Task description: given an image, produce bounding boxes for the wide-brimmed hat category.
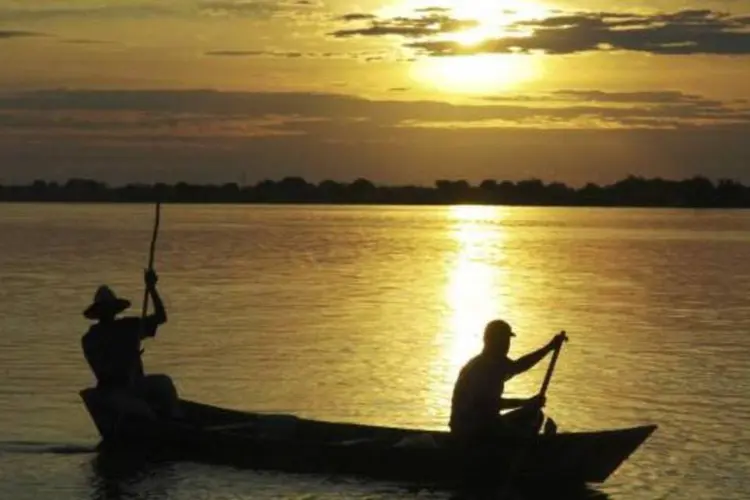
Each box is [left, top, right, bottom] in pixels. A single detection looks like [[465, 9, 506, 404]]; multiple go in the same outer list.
[[83, 285, 131, 320]]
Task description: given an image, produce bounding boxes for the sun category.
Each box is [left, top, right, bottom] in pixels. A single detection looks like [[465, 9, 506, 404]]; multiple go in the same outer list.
[[381, 0, 550, 93]]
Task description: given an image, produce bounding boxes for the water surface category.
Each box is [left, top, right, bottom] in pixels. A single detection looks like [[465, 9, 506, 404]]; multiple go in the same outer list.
[[1, 203, 749, 499]]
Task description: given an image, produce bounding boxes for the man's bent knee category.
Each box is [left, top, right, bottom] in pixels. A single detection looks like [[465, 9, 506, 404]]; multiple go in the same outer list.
[[138, 374, 180, 417]]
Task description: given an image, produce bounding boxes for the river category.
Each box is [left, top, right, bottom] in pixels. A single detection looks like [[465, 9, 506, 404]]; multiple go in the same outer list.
[[1, 203, 748, 499]]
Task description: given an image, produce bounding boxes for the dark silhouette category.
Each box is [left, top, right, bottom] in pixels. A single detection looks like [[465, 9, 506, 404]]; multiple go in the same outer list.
[[449, 484, 612, 500], [449, 320, 566, 443], [88, 450, 174, 500], [2, 175, 750, 207], [81, 269, 179, 418]]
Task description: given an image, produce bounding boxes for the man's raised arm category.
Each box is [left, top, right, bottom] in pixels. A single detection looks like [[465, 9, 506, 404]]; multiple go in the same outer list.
[[510, 333, 565, 376], [140, 269, 167, 339]]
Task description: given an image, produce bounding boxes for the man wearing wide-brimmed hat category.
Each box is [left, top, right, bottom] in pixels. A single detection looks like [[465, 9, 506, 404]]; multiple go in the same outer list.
[[81, 269, 178, 417], [449, 319, 566, 443]]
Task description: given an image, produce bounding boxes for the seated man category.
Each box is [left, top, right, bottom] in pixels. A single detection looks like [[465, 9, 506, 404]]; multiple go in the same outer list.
[[449, 319, 566, 443], [81, 269, 179, 418]]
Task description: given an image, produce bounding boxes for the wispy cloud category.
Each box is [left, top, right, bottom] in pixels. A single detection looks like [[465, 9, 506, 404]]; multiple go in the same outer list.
[[337, 13, 377, 22], [61, 38, 114, 45], [330, 11, 479, 38], [198, 0, 323, 19], [2, 89, 748, 131], [206, 50, 305, 58], [1, 89, 748, 184], [0, 1, 322, 21], [204, 49, 395, 61], [0, 4, 175, 21], [0, 29, 45, 39]]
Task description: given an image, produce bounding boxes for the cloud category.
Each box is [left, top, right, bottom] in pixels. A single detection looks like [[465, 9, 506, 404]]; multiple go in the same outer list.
[[199, 0, 321, 18], [1, 88, 748, 130], [0, 30, 114, 46], [204, 49, 395, 61], [206, 50, 304, 58], [415, 7, 451, 14], [1, 89, 749, 184], [0, 29, 45, 39], [0, 4, 176, 21], [482, 90, 725, 107], [331, 8, 750, 56], [0, 1, 322, 22], [62, 38, 114, 45], [330, 12, 479, 38], [337, 13, 377, 22]]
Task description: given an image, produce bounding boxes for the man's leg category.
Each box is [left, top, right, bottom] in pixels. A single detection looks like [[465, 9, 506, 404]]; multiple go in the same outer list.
[[499, 406, 544, 436], [136, 374, 181, 418]]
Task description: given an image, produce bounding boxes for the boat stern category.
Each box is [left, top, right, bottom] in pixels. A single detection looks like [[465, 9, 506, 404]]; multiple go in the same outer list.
[[79, 387, 158, 443]]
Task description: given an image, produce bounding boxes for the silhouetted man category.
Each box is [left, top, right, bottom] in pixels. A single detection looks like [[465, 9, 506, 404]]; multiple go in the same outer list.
[[449, 319, 566, 443], [82, 269, 179, 418]]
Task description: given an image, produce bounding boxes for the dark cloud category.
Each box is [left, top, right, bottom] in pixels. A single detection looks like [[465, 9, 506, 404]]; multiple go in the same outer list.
[[337, 13, 377, 22], [0, 31, 114, 45], [206, 50, 304, 57], [0, 2, 320, 22], [204, 49, 385, 60], [415, 7, 451, 14], [62, 39, 114, 45], [483, 90, 723, 107], [199, 0, 320, 18], [330, 13, 479, 38], [0, 30, 44, 39], [0, 5, 175, 21], [332, 8, 750, 56]]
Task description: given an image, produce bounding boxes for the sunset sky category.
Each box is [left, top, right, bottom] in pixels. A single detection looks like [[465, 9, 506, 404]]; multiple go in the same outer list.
[[1, 0, 749, 185]]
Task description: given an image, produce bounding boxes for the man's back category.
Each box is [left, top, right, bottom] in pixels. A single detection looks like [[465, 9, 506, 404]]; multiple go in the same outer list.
[[82, 317, 143, 389], [449, 353, 512, 437]]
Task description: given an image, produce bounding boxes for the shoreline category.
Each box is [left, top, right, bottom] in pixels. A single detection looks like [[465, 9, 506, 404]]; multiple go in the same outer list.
[[2, 200, 749, 209], [2, 175, 749, 208]]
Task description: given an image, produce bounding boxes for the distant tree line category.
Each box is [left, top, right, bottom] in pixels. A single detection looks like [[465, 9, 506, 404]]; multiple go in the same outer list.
[[1, 176, 750, 208]]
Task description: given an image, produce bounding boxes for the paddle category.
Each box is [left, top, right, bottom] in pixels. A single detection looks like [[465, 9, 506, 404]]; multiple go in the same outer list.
[[539, 330, 568, 399], [498, 330, 568, 496]]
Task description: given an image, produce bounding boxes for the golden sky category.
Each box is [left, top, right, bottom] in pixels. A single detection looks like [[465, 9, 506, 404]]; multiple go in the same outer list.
[[1, 0, 749, 184]]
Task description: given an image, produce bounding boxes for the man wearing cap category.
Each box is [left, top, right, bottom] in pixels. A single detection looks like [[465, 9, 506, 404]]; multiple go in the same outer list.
[[81, 269, 179, 418], [449, 319, 567, 442]]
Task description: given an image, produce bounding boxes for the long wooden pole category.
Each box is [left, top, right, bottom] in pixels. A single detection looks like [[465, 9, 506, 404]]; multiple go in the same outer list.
[[141, 201, 161, 319]]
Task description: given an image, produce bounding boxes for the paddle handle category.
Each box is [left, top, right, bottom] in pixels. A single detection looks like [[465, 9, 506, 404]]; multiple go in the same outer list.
[[539, 330, 567, 397], [140, 201, 161, 319]]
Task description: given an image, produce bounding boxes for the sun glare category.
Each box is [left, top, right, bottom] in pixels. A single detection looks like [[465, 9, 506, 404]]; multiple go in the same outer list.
[[381, 0, 550, 93], [411, 53, 541, 93]]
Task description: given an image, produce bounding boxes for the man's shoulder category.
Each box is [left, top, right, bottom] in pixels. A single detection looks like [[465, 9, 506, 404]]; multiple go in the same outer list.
[[85, 317, 142, 335], [463, 353, 513, 375], [458, 354, 490, 380], [459, 354, 482, 372], [113, 316, 142, 328]]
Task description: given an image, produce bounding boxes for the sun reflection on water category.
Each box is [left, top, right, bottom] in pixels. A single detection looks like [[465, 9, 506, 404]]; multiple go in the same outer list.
[[445, 205, 509, 371], [426, 205, 512, 427]]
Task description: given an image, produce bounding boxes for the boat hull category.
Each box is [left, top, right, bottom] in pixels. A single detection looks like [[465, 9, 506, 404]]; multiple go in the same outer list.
[[80, 388, 656, 489]]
